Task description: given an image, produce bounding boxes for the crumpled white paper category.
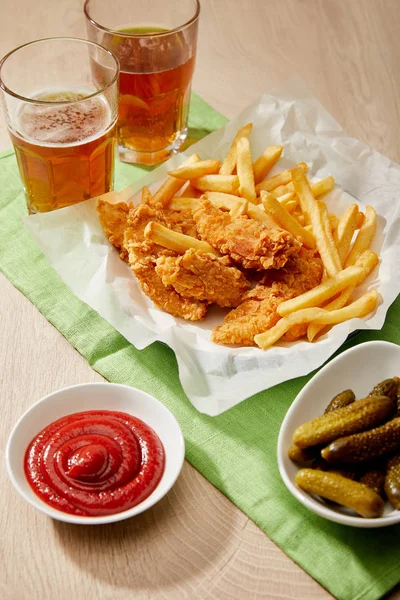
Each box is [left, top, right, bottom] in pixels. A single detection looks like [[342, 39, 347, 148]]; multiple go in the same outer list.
[[24, 79, 400, 416]]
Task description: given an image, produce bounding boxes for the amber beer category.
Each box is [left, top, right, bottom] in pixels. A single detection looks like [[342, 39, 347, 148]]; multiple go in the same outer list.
[[118, 52, 195, 159], [84, 0, 200, 165], [10, 93, 116, 213], [116, 28, 195, 162], [0, 38, 119, 213]]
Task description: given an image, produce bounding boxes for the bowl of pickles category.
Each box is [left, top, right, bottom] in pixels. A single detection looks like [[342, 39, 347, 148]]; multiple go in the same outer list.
[[278, 340, 400, 527]]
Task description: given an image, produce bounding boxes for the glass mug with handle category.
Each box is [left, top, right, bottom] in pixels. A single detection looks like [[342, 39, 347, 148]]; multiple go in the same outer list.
[[84, 0, 200, 166], [0, 38, 119, 213]]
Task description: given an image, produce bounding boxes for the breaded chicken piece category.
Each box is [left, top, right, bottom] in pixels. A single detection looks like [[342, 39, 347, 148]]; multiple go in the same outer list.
[[193, 198, 301, 270], [124, 204, 207, 321], [259, 248, 324, 296], [163, 208, 199, 238], [149, 193, 199, 239], [261, 249, 324, 341], [155, 249, 251, 308], [211, 283, 293, 346], [97, 199, 131, 261], [212, 249, 323, 346]]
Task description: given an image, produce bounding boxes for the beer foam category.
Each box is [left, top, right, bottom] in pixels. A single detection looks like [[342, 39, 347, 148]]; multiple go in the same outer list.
[[15, 89, 113, 147]]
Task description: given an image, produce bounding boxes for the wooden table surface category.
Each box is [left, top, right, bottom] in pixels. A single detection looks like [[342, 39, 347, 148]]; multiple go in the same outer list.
[[1, 1, 400, 598]]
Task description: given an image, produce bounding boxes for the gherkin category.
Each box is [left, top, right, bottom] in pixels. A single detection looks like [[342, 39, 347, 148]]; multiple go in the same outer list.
[[368, 378, 398, 403], [324, 389, 356, 414]]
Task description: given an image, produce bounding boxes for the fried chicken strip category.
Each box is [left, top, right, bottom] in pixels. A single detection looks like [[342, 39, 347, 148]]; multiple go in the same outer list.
[[212, 249, 323, 345], [211, 283, 293, 345], [124, 204, 207, 321], [193, 198, 301, 270], [162, 208, 199, 239], [259, 248, 324, 295], [97, 199, 131, 261], [261, 249, 325, 341], [143, 188, 199, 239], [155, 249, 251, 307]]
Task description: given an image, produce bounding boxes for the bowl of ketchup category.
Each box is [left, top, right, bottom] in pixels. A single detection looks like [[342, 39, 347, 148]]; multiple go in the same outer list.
[[6, 383, 185, 524]]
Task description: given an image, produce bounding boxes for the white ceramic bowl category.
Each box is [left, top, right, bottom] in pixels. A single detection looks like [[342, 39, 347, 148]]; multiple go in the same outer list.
[[278, 340, 400, 528], [6, 383, 185, 525]]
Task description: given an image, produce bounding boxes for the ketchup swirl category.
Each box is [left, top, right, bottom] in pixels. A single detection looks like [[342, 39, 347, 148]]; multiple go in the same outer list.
[[24, 410, 165, 516]]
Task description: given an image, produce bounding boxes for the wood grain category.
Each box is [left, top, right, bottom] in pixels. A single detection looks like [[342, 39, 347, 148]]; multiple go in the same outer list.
[[1, 1, 400, 598]]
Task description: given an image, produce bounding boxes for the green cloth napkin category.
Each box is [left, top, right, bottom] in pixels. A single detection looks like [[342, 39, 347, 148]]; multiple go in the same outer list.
[[1, 93, 400, 600]]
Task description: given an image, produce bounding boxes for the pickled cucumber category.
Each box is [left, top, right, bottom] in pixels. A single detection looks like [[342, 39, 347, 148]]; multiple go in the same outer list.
[[321, 417, 400, 464], [312, 458, 357, 480], [324, 389, 355, 414], [395, 377, 400, 415], [293, 395, 394, 449], [359, 470, 386, 498], [296, 469, 384, 518], [288, 444, 319, 465], [368, 378, 398, 403], [384, 455, 400, 509]]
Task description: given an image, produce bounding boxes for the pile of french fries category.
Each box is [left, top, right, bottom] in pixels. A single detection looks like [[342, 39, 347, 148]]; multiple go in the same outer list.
[[128, 122, 380, 349]]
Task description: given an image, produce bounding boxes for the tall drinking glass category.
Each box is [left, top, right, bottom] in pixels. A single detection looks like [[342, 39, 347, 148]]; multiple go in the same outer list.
[[84, 0, 200, 166], [0, 38, 119, 213]]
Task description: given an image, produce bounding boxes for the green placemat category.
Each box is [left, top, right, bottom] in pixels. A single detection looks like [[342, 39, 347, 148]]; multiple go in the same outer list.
[[2, 93, 400, 600]]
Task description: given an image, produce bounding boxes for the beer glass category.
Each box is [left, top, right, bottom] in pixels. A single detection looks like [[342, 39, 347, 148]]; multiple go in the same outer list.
[[84, 0, 200, 166], [0, 38, 119, 213]]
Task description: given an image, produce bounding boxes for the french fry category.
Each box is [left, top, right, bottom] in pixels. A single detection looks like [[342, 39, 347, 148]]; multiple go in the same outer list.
[[151, 153, 200, 206], [230, 199, 248, 217], [260, 191, 316, 248], [283, 199, 298, 214], [254, 316, 303, 349], [272, 176, 335, 200], [322, 208, 335, 239], [277, 265, 364, 317], [204, 192, 278, 228], [334, 204, 360, 265], [168, 197, 199, 211], [320, 200, 342, 255], [311, 176, 335, 197], [291, 167, 315, 226], [144, 221, 220, 256], [247, 203, 280, 228], [344, 205, 377, 267], [181, 183, 199, 198], [141, 186, 152, 204], [302, 289, 378, 324], [281, 323, 308, 342], [255, 162, 308, 194], [253, 145, 283, 184], [203, 191, 245, 210], [307, 249, 379, 341], [203, 192, 247, 219], [310, 198, 342, 277], [328, 213, 340, 231], [271, 183, 294, 198], [306, 287, 355, 342], [192, 174, 240, 194], [236, 137, 257, 203], [255, 290, 378, 349], [278, 192, 297, 205], [356, 212, 365, 229], [293, 212, 306, 226], [350, 248, 379, 288], [168, 159, 221, 179], [219, 123, 253, 175]]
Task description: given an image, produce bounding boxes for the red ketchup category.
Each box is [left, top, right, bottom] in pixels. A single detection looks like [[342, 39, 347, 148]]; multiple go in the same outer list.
[[24, 410, 165, 516]]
